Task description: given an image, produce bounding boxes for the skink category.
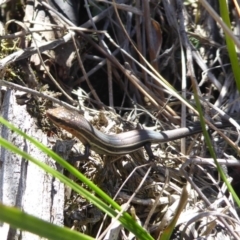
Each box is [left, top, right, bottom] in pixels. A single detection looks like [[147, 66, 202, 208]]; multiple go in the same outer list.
[[46, 107, 229, 158]]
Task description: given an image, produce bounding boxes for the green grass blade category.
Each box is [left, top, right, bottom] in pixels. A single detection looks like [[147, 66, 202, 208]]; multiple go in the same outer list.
[[0, 117, 154, 240], [192, 83, 240, 207], [0, 203, 94, 240], [219, 0, 240, 91]]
